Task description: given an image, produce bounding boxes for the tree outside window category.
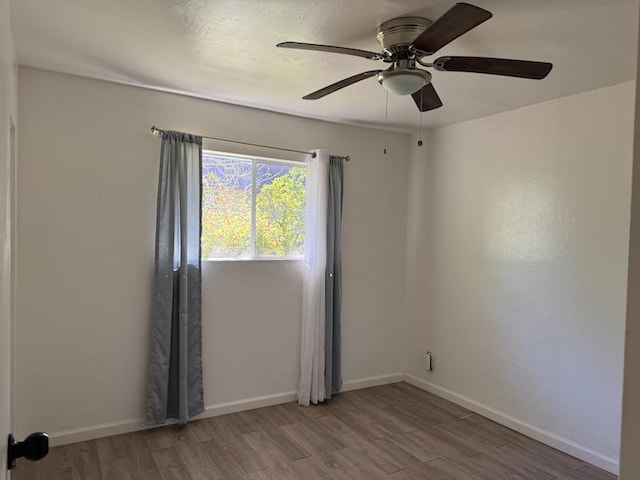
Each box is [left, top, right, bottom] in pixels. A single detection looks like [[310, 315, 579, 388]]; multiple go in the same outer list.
[[201, 152, 306, 260]]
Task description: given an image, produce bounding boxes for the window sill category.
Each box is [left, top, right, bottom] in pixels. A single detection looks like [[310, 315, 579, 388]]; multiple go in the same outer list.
[[202, 257, 304, 263]]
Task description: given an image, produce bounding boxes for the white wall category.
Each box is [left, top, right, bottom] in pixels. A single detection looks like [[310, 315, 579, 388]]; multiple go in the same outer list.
[[0, 0, 17, 477], [620, 10, 640, 478], [15, 67, 409, 443], [404, 82, 635, 473]]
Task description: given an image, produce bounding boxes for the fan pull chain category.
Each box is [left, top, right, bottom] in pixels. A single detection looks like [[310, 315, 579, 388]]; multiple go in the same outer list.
[[384, 90, 389, 155], [417, 88, 424, 147]]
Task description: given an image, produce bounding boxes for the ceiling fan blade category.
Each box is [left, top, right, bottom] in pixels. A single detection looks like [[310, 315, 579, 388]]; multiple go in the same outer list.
[[277, 42, 382, 60], [303, 70, 382, 100], [412, 3, 492, 55], [412, 83, 443, 112], [435, 56, 553, 79]]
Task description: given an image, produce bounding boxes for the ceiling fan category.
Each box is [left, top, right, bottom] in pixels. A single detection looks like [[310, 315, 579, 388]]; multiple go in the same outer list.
[[277, 2, 553, 112]]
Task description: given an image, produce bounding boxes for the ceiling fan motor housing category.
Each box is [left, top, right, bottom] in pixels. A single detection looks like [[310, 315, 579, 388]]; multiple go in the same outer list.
[[376, 17, 433, 56]]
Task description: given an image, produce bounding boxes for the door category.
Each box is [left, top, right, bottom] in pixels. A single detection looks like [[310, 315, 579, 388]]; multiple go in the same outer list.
[[0, 116, 15, 479]]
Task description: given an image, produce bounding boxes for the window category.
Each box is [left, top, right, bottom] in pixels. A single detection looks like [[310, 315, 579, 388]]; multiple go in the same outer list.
[[201, 151, 306, 260]]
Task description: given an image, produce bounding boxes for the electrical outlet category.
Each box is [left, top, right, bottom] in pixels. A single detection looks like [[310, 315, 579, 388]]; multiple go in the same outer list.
[[424, 351, 433, 372]]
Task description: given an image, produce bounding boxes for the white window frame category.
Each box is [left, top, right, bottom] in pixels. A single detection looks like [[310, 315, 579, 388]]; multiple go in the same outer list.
[[202, 149, 306, 262]]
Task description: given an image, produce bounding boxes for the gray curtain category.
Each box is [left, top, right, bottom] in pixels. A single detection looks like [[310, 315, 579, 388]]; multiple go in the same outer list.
[[146, 131, 204, 425], [325, 155, 345, 399]]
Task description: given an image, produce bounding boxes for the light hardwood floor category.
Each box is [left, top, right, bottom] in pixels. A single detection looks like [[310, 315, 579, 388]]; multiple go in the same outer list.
[[13, 382, 616, 479]]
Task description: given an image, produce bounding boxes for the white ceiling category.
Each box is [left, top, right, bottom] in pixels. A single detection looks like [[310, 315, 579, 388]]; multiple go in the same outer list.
[[11, 0, 640, 131]]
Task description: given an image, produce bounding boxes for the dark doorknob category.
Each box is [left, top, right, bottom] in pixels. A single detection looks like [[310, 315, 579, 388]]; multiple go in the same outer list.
[[7, 432, 49, 470]]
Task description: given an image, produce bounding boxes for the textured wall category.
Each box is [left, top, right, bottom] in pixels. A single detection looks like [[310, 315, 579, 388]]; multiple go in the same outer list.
[[15, 67, 409, 442], [404, 82, 635, 473]]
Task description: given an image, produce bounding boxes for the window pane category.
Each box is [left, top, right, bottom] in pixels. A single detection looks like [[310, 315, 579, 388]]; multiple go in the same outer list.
[[201, 154, 252, 259], [255, 162, 306, 257]]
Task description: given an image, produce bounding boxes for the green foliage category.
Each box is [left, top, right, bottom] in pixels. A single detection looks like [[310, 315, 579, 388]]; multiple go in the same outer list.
[[256, 167, 306, 256], [201, 172, 251, 258], [200, 166, 306, 259]]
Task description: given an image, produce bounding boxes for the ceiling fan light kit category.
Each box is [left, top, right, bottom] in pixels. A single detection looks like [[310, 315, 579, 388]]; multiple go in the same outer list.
[[378, 60, 432, 96], [277, 2, 553, 112]]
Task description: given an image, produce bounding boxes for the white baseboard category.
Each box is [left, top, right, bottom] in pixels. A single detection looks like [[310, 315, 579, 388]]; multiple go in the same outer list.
[[50, 372, 618, 475], [342, 373, 404, 392], [50, 389, 298, 447], [404, 374, 619, 475], [50, 417, 160, 447], [50, 373, 403, 447]]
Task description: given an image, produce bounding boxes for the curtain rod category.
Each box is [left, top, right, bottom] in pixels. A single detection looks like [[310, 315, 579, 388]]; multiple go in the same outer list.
[[151, 126, 350, 161]]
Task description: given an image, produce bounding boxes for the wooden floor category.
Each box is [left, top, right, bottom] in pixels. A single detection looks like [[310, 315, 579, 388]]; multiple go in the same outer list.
[[13, 382, 616, 480]]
